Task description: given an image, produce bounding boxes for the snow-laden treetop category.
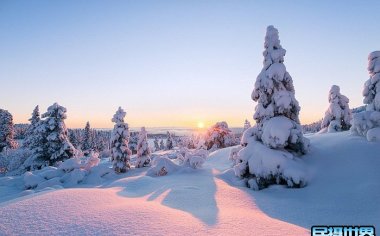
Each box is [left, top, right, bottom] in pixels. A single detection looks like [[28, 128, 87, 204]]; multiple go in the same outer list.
[[262, 25, 286, 69], [111, 107, 126, 124], [139, 127, 147, 140], [364, 51, 380, 111], [42, 103, 67, 120], [251, 25, 300, 125], [368, 51, 380, 76]]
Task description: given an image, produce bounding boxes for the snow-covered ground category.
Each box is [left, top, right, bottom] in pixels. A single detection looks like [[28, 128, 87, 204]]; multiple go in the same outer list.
[[0, 131, 379, 235]]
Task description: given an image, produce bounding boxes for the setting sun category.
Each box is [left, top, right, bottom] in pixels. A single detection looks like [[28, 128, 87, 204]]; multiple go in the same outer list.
[[197, 121, 205, 129]]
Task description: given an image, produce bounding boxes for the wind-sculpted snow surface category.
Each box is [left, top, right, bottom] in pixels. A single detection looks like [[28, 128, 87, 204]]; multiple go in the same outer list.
[[22, 155, 110, 190], [0, 132, 379, 235]]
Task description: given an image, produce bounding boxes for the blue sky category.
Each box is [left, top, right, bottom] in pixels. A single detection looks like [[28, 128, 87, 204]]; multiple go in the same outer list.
[[1, 0, 379, 128]]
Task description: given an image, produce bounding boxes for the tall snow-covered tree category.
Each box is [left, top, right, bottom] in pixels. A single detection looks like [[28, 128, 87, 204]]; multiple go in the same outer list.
[[249, 25, 309, 154], [23, 105, 40, 148], [0, 109, 17, 151], [110, 107, 131, 173], [41, 103, 75, 164], [204, 121, 236, 150], [166, 131, 174, 150], [82, 121, 92, 152], [153, 137, 160, 151], [136, 127, 151, 168], [321, 85, 351, 132], [364, 51, 380, 111], [234, 26, 309, 191], [351, 51, 380, 140], [159, 139, 165, 150], [243, 119, 251, 132]]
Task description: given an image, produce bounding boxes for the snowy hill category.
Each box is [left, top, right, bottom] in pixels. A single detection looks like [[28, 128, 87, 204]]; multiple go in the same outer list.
[[0, 131, 379, 235]]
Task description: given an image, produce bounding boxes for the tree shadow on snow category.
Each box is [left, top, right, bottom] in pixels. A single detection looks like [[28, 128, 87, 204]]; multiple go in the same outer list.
[[115, 168, 219, 226]]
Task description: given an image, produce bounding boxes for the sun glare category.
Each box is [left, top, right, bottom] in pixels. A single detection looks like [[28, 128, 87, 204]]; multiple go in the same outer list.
[[197, 122, 205, 129]]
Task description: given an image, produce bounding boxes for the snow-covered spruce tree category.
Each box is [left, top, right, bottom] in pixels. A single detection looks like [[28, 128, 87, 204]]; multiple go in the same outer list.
[[136, 127, 151, 168], [364, 51, 380, 111], [128, 131, 138, 154], [321, 85, 351, 132], [234, 26, 309, 190], [41, 103, 75, 165], [204, 121, 236, 150], [159, 139, 165, 150], [82, 121, 92, 153], [23, 105, 40, 148], [243, 119, 251, 132], [153, 137, 160, 151], [351, 51, 380, 141], [110, 107, 131, 173], [0, 109, 18, 152], [166, 131, 174, 150]]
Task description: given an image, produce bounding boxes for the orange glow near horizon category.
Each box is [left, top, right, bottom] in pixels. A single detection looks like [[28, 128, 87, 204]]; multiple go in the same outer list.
[[12, 110, 325, 129]]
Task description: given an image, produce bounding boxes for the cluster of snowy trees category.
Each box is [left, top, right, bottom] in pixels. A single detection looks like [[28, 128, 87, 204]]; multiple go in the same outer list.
[[22, 103, 75, 170], [68, 124, 111, 154], [233, 26, 309, 190], [109, 108, 155, 173], [0, 109, 18, 152]]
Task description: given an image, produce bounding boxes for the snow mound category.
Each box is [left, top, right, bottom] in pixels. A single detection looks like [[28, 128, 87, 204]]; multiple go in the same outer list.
[[23, 172, 45, 189], [146, 156, 181, 176], [351, 111, 380, 136], [22, 155, 106, 189], [262, 116, 294, 148], [234, 140, 307, 190], [178, 149, 209, 169], [366, 127, 380, 142], [327, 120, 341, 133], [58, 157, 81, 172]]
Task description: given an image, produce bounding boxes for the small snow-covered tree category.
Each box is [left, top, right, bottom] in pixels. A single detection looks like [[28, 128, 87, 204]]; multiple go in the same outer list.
[[23, 105, 40, 148], [159, 139, 165, 150], [136, 127, 151, 168], [128, 132, 138, 154], [234, 26, 309, 191], [166, 131, 174, 150], [243, 119, 251, 132], [42, 103, 75, 165], [153, 137, 160, 151], [204, 121, 236, 150], [110, 107, 131, 173], [351, 51, 380, 140], [0, 109, 18, 151], [321, 85, 351, 132], [82, 121, 92, 153]]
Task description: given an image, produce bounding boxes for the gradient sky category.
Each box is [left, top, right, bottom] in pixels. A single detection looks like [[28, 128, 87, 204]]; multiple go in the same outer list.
[[1, 0, 379, 128]]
